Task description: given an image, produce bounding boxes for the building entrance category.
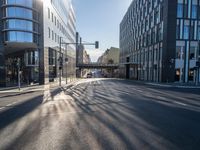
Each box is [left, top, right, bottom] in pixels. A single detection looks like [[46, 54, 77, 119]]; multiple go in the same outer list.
[[5, 51, 39, 86]]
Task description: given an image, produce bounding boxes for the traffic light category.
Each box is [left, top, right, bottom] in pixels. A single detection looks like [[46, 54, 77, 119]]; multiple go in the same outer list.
[[95, 41, 99, 49]]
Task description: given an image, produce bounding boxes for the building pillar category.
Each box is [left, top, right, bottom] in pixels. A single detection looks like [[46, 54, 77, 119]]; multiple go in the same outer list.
[[0, 51, 6, 87], [39, 47, 49, 85]]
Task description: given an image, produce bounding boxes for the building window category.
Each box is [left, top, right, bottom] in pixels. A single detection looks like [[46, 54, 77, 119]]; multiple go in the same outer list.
[[176, 21, 180, 39], [48, 27, 51, 38], [190, 47, 196, 60], [190, 22, 194, 40], [51, 12, 53, 22], [6, 0, 33, 7], [176, 46, 184, 59], [49, 49, 56, 66], [57, 20, 59, 28], [52, 30, 54, 40], [26, 51, 39, 66], [48, 8, 50, 19], [6, 7, 33, 19], [191, 0, 197, 19], [198, 25, 200, 40], [176, 46, 181, 59], [54, 16, 56, 26], [55, 33, 56, 42], [183, 2, 188, 18], [183, 23, 189, 39], [6, 31, 34, 42], [177, 3, 183, 18]]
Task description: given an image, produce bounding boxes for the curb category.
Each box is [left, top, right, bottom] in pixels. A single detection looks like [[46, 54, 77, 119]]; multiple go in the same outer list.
[[0, 79, 81, 94], [146, 83, 200, 89]]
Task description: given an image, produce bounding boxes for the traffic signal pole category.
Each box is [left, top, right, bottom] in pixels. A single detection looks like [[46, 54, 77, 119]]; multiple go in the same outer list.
[[59, 35, 99, 86]]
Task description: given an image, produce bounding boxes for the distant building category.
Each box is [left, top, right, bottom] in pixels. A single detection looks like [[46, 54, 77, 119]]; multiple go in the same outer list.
[[76, 43, 91, 77], [97, 47, 119, 64], [97, 47, 120, 77], [77, 45, 91, 64], [0, 0, 76, 87], [120, 0, 200, 83]]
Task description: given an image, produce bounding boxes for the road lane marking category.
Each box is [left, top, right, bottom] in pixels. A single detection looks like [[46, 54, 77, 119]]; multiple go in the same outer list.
[[173, 101, 187, 106], [0, 107, 5, 110], [156, 96, 167, 100]]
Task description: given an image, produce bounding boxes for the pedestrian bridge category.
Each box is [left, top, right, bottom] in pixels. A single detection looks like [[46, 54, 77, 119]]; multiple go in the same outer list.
[[77, 63, 119, 69]]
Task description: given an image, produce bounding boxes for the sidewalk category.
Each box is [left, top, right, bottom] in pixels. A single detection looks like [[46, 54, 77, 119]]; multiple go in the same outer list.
[[145, 82, 200, 88], [123, 79, 200, 88], [0, 79, 81, 94]]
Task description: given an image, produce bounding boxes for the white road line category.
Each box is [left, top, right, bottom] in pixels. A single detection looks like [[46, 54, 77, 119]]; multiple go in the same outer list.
[[173, 101, 187, 106], [0, 107, 5, 110], [6, 104, 12, 107], [156, 96, 167, 100]]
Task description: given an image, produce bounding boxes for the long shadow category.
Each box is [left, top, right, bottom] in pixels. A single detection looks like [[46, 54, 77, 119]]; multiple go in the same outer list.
[[117, 93, 200, 149], [70, 80, 200, 149], [110, 79, 200, 95], [0, 91, 35, 98], [0, 94, 43, 130], [0, 87, 64, 130]]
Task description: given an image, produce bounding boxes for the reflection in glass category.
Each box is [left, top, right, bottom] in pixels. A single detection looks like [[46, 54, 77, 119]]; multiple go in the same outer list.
[[7, 31, 33, 42], [5, 19, 33, 31], [6, 0, 33, 7], [177, 3, 183, 18], [6, 7, 33, 19]]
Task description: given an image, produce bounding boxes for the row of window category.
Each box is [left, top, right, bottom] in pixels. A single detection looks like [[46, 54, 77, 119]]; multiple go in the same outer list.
[[47, 7, 68, 38], [121, 0, 163, 30], [177, 0, 200, 19], [51, 0, 69, 25], [5, 31, 38, 43], [176, 19, 200, 40], [176, 44, 199, 60], [4, 19, 39, 32], [25, 51, 39, 66], [3, 7, 38, 20], [120, 0, 164, 65], [4, 0, 33, 8], [48, 27, 62, 44]]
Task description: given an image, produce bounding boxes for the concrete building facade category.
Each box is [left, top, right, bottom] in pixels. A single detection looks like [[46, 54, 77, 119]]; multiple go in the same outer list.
[[120, 0, 200, 83], [97, 47, 120, 77], [97, 47, 120, 64], [0, 0, 76, 87]]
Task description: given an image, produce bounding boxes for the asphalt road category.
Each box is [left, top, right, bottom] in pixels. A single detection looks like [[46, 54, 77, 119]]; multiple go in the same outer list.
[[0, 78, 200, 150]]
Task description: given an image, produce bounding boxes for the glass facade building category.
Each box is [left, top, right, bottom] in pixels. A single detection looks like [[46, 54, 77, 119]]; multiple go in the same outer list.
[[120, 0, 200, 83], [0, 0, 76, 87]]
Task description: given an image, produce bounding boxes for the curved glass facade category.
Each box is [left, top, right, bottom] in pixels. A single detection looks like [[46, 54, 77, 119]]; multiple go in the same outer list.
[[4, 19, 33, 31], [6, 31, 33, 42], [2, 0, 39, 43], [6, 0, 33, 7], [5, 7, 35, 19]]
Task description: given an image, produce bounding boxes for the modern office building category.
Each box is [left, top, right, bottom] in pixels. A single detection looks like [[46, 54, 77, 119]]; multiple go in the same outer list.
[[120, 0, 200, 83], [0, 0, 76, 87]]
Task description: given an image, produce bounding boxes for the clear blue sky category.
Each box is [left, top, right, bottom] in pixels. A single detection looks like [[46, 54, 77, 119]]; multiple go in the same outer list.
[[73, 0, 132, 62]]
